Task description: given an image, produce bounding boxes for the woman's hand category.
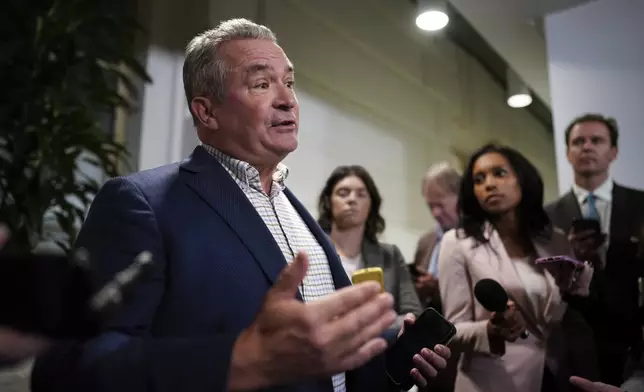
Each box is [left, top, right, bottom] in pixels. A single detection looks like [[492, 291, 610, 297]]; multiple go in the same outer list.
[[487, 300, 527, 342], [568, 262, 594, 296], [543, 260, 594, 296], [569, 376, 624, 392]]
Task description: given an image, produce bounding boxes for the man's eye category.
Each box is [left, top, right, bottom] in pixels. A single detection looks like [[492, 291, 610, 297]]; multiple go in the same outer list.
[[255, 82, 269, 89]]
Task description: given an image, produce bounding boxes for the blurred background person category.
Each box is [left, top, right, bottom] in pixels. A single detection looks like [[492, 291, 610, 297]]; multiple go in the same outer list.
[[318, 165, 422, 329], [546, 114, 644, 386], [413, 162, 461, 311], [438, 144, 598, 392], [412, 163, 461, 392]]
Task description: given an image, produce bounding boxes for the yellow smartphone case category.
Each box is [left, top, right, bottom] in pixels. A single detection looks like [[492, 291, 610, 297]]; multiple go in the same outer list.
[[351, 267, 385, 292]]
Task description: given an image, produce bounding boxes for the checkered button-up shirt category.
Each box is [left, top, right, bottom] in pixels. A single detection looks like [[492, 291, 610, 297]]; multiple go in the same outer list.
[[201, 144, 346, 392]]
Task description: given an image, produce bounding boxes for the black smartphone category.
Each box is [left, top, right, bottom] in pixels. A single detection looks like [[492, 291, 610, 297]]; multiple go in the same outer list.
[[571, 218, 601, 234], [386, 307, 456, 390]]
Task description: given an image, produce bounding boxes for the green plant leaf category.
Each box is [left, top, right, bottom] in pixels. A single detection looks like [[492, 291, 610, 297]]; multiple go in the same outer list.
[[1, 0, 152, 253]]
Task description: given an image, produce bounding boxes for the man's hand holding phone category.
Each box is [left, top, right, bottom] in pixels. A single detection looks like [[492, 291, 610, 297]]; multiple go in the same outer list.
[[411, 268, 439, 304], [569, 219, 606, 262]]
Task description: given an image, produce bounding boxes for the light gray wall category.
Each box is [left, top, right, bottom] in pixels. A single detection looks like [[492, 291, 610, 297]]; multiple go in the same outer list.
[[133, 0, 557, 260], [546, 0, 644, 193]]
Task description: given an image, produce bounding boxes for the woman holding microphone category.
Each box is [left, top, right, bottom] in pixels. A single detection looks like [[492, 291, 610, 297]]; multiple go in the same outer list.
[[438, 144, 598, 392]]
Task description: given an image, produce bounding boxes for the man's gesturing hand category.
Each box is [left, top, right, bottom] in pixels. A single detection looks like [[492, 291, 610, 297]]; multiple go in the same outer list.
[[228, 251, 397, 391]]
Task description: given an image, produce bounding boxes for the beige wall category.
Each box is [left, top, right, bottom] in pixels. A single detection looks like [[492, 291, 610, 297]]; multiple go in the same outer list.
[[135, 0, 557, 261]]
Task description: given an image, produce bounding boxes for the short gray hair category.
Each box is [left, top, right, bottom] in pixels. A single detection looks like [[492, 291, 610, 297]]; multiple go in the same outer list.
[[422, 162, 461, 195], [183, 18, 277, 123]]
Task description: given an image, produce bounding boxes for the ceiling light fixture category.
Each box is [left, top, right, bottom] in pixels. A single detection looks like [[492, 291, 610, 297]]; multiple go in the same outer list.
[[416, 0, 449, 32], [506, 68, 533, 108]]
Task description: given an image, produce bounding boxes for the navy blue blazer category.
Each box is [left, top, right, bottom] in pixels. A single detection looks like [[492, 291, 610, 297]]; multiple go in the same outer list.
[[31, 146, 395, 392]]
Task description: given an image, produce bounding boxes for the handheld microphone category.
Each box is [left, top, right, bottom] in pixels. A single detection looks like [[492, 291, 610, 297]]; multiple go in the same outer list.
[[0, 248, 154, 340], [474, 278, 529, 339]]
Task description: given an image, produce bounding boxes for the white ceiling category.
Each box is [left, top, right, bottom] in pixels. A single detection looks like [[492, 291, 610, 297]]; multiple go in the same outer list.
[[448, 0, 595, 108]]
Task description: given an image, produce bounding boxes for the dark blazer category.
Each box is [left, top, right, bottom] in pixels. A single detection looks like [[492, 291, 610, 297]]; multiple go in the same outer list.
[[413, 231, 439, 273], [545, 183, 644, 345], [546, 183, 644, 385], [362, 240, 423, 328], [413, 231, 443, 312], [31, 146, 396, 392]]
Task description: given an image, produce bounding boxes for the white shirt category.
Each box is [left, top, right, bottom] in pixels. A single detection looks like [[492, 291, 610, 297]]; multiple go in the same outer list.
[[340, 253, 363, 279], [201, 144, 346, 392]]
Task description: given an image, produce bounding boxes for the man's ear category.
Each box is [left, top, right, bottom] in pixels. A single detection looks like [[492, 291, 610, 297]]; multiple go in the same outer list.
[[190, 97, 218, 130], [566, 147, 573, 165], [609, 145, 618, 163]]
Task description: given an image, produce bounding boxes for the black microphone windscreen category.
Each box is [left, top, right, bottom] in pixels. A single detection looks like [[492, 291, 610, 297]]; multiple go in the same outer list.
[[474, 278, 508, 312]]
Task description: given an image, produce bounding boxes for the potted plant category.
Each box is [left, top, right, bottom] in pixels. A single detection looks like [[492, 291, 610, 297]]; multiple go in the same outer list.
[[0, 0, 151, 254]]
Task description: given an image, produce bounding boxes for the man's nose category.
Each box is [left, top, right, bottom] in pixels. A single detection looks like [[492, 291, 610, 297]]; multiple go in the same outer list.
[[274, 85, 297, 111], [581, 139, 595, 150]]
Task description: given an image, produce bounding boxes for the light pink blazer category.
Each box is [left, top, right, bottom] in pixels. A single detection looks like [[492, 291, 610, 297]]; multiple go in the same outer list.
[[437, 226, 596, 392]]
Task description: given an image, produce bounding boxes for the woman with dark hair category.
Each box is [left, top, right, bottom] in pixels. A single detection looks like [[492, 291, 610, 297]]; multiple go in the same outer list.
[[437, 144, 598, 392], [318, 165, 422, 328]]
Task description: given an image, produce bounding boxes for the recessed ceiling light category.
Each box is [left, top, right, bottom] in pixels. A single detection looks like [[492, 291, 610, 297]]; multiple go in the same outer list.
[[416, 10, 449, 31], [507, 93, 533, 108]]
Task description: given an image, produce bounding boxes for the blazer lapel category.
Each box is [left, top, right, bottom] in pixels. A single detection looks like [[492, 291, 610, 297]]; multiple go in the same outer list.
[[560, 191, 583, 231], [486, 229, 541, 330], [284, 188, 352, 290], [180, 147, 294, 292]]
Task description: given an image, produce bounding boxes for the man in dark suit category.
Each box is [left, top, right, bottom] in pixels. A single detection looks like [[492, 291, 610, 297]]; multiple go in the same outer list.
[[545, 113, 644, 387], [31, 18, 450, 392]]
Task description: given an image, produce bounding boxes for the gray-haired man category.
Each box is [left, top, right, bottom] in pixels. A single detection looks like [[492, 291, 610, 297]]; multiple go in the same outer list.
[[32, 18, 450, 392], [413, 162, 460, 310]]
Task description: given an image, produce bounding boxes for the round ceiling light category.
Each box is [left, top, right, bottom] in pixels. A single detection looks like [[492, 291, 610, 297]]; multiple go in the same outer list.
[[415, 10, 449, 31], [507, 93, 533, 108]]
